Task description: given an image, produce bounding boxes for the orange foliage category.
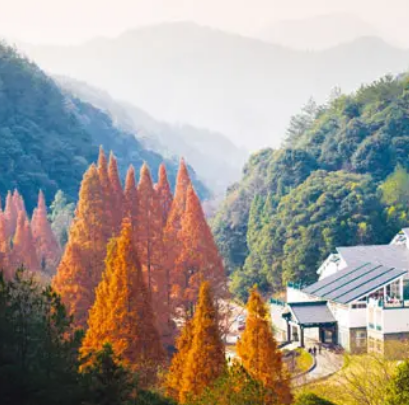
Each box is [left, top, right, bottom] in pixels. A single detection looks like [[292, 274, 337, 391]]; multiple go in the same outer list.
[[12, 211, 40, 273], [124, 165, 138, 239], [0, 212, 11, 279], [179, 281, 226, 403], [4, 191, 17, 238], [174, 185, 226, 317], [108, 152, 124, 234], [80, 220, 164, 387], [136, 164, 170, 341], [53, 164, 109, 329], [31, 190, 62, 274], [237, 288, 293, 405], [164, 319, 194, 400], [155, 163, 173, 227]]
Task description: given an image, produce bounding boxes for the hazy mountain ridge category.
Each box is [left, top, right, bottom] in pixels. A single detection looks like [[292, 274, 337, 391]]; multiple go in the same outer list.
[[56, 76, 247, 195], [19, 22, 409, 150], [0, 42, 209, 213]]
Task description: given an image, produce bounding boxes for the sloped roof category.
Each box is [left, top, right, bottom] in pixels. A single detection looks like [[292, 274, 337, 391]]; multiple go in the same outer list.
[[337, 244, 409, 270], [302, 263, 407, 304], [288, 302, 336, 325]]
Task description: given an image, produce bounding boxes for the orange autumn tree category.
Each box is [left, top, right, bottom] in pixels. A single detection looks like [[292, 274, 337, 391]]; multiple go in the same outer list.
[[237, 288, 292, 405], [4, 191, 18, 238], [108, 152, 124, 234], [136, 163, 169, 341], [80, 220, 164, 387], [12, 211, 40, 272], [97, 147, 115, 238], [124, 165, 138, 236], [175, 185, 226, 317], [163, 159, 192, 321], [0, 212, 12, 279], [164, 319, 194, 401], [180, 281, 226, 403], [31, 190, 62, 274], [12, 189, 26, 214], [155, 163, 173, 227], [53, 164, 109, 329]]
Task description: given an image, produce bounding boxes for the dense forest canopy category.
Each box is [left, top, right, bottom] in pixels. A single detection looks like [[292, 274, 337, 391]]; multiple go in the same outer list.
[[0, 43, 209, 214], [213, 74, 409, 300]]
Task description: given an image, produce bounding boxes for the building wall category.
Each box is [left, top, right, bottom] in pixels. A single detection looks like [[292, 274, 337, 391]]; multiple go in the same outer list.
[[368, 330, 409, 359], [287, 287, 320, 303], [383, 308, 409, 333]]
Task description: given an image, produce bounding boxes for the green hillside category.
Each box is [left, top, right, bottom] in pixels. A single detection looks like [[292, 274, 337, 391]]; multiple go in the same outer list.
[[213, 74, 409, 300], [0, 43, 209, 213]]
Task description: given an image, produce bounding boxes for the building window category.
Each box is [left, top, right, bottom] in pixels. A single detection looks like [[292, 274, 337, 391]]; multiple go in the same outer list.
[[355, 331, 366, 348], [352, 302, 367, 309]]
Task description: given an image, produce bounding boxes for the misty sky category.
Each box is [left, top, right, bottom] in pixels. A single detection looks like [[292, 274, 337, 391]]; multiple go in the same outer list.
[[1, 0, 408, 45]]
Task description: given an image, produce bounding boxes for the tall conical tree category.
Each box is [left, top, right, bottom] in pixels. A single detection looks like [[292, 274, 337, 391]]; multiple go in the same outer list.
[[13, 211, 40, 272], [175, 185, 226, 317], [0, 212, 11, 279], [97, 146, 115, 237], [164, 319, 194, 401], [237, 288, 292, 405], [108, 153, 124, 234], [163, 159, 192, 325], [155, 163, 173, 227], [53, 164, 108, 329], [4, 191, 17, 238], [12, 189, 26, 214], [124, 165, 138, 237], [31, 190, 62, 274], [136, 163, 169, 340], [180, 281, 226, 403], [80, 220, 164, 387]]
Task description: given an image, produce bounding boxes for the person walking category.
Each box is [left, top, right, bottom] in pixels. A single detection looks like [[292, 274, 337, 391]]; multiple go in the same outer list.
[[318, 344, 322, 355], [313, 346, 317, 357]]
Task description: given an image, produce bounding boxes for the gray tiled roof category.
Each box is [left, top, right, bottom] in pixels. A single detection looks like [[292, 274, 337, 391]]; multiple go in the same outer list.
[[302, 263, 407, 304], [337, 244, 409, 270], [288, 302, 336, 325]]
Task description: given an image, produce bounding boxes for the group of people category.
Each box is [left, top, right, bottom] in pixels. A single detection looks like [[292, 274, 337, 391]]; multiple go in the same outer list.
[[308, 345, 322, 356]]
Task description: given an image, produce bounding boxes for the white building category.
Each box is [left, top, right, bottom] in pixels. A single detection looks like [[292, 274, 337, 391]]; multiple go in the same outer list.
[[270, 229, 409, 357]]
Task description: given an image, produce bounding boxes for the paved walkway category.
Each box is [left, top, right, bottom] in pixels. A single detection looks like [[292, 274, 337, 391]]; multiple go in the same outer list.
[[292, 348, 343, 387]]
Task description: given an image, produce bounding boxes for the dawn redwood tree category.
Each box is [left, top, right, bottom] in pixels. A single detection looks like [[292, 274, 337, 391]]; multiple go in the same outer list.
[[163, 159, 192, 321], [0, 212, 11, 279], [97, 147, 114, 238], [4, 191, 18, 238], [180, 281, 226, 403], [31, 190, 62, 274], [108, 153, 124, 235], [80, 220, 164, 387], [237, 288, 292, 405], [12, 189, 26, 215], [124, 165, 138, 238], [164, 319, 194, 401], [155, 163, 173, 227], [175, 185, 226, 317], [53, 164, 108, 329], [136, 164, 169, 340], [12, 211, 40, 273]]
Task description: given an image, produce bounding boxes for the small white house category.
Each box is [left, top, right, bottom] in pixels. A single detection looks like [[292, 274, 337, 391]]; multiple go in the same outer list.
[[270, 229, 409, 357]]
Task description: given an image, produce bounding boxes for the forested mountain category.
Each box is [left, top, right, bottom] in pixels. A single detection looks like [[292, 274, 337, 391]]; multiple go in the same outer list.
[[56, 76, 247, 195], [0, 43, 209, 213], [213, 74, 409, 299], [19, 22, 409, 150]]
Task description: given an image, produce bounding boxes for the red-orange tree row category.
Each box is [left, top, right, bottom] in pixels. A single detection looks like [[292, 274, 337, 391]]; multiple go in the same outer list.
[[0, 189, 62, 279], [53, 148, 227, 346]]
